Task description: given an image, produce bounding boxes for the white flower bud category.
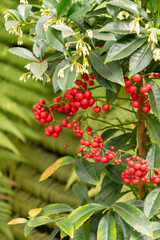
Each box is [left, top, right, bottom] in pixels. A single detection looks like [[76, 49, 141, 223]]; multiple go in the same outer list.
[[153, 48, 160, 61], [87, 29, 93, 39], [58, 68, 64, 78]]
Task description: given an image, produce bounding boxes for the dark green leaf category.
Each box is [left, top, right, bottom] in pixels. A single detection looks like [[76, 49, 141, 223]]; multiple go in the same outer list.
[[106, 85, 121, 104], [107, 0, 139, 14], [101, 128, 119, 142], [72, 182, 88, 202], [75, 157, 99, 185], [107, 5, 120, 19], [24, 221, 34, 237], [28, 216, 54, 227], [105, 37, 146, 63], [105, 133, 132, 152], [112, 202, 153, 237], [8, 47, 37, 61], [144, 188, 160, 219], [145, 115, 160, 147], [48, 227, 59, 240], [114, 213, 132, 240], [100, 21, 131, 35], [68, 203, 105, 230], [147, 80, 160, 119], [97, 212, 116, 240], [46, 28, 65, 53], [129, 43, 152, 76], [17, 4, 32, 21], [67, 2, 91, 19], [90, 51, 124, 85], [146, 144, 160, 168], [107, 165, 123, 184], [70, 225, 85, 240], [57, 0, 72, 19]]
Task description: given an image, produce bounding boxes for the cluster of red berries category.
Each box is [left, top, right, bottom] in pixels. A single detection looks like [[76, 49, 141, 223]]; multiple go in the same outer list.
[[32, 99, 53, 123], [124, 74, 151, 113], [148, 72, 160, 78], [75, 72, 95, 90], [121, 155, 160, 185]]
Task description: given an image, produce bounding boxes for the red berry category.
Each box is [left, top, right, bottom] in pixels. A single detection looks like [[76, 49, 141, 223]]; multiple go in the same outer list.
[[124, 178, 131, 184], [88, 80, 94, 86], [88, 98, 96, 107], [64, 145, 67, 149], [55, 125, 62, 133], [132, 101, 140, 108], [132, 74, 141, 82], [142, 105, 150, 113], [40, 111, 48, 119], [90, 72, 95, 79], [131, 93, 139, 101], [61, 119, 68, 127], [132, 178, 139, 185], [93, 106, 101, 113], [47, 126, 55, 133], [128, 85, 137, 93], [102, 103, 110, 111], [82, 73, 89, 81], [38, 99, 46, 104], [52, 132, 59, 138], [67, 123, 73, 129], [84, 90, 92, 99], [110, 146, 114, 150], [81, 98, 89, 105], [75, 92, 84, 100]]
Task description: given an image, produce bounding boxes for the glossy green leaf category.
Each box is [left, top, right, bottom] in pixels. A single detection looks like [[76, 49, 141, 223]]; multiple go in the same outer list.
[[24, 221, 34, 237], [68, 203, 105, 230], [57, 64, 76, 91], [43, 0, 58, 12], [51, 24, 75, 38], [92, 30, 116, 41], [17, 4, 32, 21], [72, 182, 88, 202], [7, 10, 21, 21], [8, 47, 37, 61], [145, 115, 160, 146], [105, 37, 146, 63], [100, 21, 131, 35], [39, 204, 73, 216], [130, 231, 150, 240], [70, 225, 85, 240], [28, 216, 54, 227], [52, 59, 66, 92], [112, 202, 153, 237], [147, 80, 160, 119], [57, 0, 72, 19], [107, 0, 139, 14], [48, 227, 59, 240], [106, 85, 121, 104], [107, 165, 123, 184], [67, 2, 91, 19], [129, 43, 152, 76], [146, 144, 160, 168], [97, 212, 116, 240], [40, 156, 75, 181], [75, 157, 99, 185], [90, 51, 124, 85], [144, 188, 160, 219], [101, 128, 119, 142], [105, 133, 132, 152], [46, 28, 65, 53], [55, 218, 74, 238], [114, 213, 132, 240], [33, 40, 47, 59], [30, 60, 48, 78]]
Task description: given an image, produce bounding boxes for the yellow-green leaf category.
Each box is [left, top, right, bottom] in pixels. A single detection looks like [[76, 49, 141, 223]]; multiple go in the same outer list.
[[8, 218, 27, 225]]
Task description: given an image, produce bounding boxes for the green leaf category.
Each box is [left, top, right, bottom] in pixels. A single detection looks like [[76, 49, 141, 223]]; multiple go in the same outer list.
[[92, 30, 116, 41], [144, 188, 160, 219], [33, 40, 47, 59], [70, 225, 85, 240], [105, 37, 147, 63], [39, 204, 73, 216], [28, 216, 54, 227], [0, 131, 19, 155], [97, 212, 116, 240], [48, 227, 59, 240], [105, 133, 132, 152], [24, 221, 34, 237], [30, 60, 48, 78], [5, 20, 20, 31], [55, 218, 74, 238], [114, 213, 132, 240], [112, 202, 153, 237], [90, 51, 124, 85], [17, 4, 32, 21], [152, 222, 160, 239], [147, 80, 160, 119], [57, 63, 76, 91], [51, 24, 75, 38], [57, 0, 72, 19], [67, 2, 91, 19], [106, 85, 121, 104], [130, 231, 150, 240], [107, 0, 139, 14], [43, 0, 58, 13], [100, 21, 131, 35], [101, 128, 119, 142], [46, 28, 65, 53], [68, 203, 105, 230], [150, 0, 160, 12], [75, 157, 99, 185], [145, 115, 160, 146], [129, 43, 152, 76], [146, 144, 160, 168], [107, 165, 123, 184], [72, 182, 88, 202], [8, 47, 37, 61], [40, 156, 75, 181], [7, 10, 21, 20]]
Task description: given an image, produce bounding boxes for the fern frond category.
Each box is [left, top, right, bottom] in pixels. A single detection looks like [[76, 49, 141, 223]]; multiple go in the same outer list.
[[0, 131, 19, 155]]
